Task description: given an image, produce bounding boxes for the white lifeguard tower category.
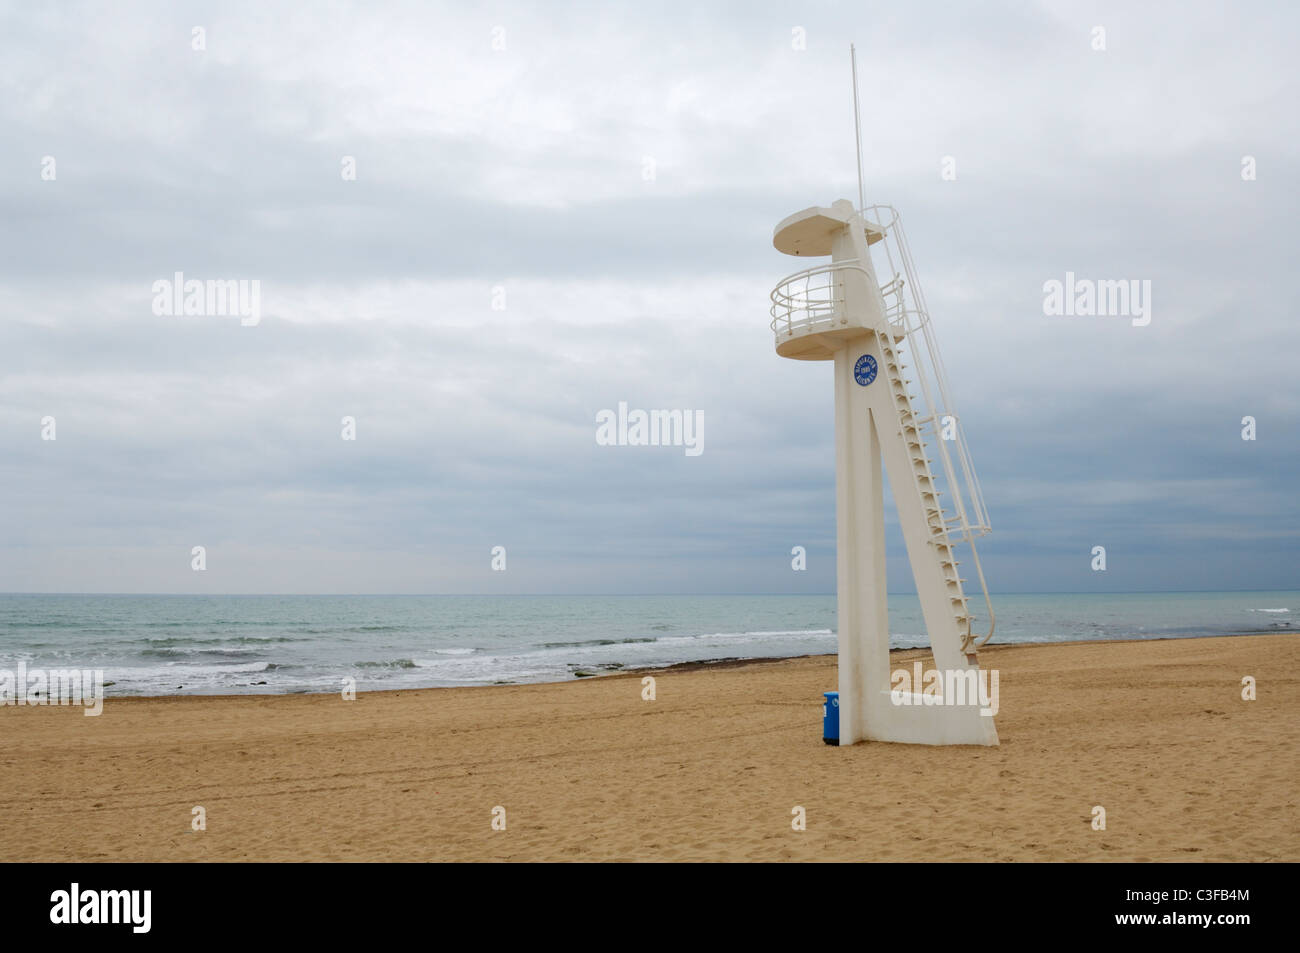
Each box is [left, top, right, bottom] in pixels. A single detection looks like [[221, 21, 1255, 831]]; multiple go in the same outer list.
[[769, 51, 998, 746]]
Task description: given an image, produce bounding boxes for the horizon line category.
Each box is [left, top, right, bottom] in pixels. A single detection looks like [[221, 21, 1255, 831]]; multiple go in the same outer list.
[[0, 589, 1295, 598]]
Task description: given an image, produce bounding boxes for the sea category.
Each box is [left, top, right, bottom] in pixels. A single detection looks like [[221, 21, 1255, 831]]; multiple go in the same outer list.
[[0, 591, 1294, 696]]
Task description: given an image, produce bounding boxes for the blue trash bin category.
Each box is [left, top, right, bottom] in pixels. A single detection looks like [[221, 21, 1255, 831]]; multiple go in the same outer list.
[[822, 691, 839, 746]]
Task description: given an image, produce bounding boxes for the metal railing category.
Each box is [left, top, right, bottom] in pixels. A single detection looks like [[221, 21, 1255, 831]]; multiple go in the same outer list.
[[769, 259, 873, 341], [861, 204, 996, 647]]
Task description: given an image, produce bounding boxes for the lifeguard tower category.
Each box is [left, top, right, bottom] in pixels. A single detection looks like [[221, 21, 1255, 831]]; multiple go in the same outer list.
[[770, 54, 998, 745]]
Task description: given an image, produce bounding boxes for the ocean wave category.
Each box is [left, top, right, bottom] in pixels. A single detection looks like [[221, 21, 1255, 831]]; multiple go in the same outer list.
[[105, 661, 271, 678], [140, 647, 265, 660], [139, 636, 305, 646], [1251, 608, 1289, 613], [658, 628, 834, 644], [354, 658, 419, 669], [540, 637, 658, 648], [0, 621, 103, 629]]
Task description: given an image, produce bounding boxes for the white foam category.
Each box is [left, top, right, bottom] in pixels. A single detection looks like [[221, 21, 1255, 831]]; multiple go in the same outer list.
[[657, 628, 834, 645]]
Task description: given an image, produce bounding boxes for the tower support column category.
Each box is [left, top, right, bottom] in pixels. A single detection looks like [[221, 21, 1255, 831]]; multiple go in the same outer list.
[[833, 337, 888, 745]]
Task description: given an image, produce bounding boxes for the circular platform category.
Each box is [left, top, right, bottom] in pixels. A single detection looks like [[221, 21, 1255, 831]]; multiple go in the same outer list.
[[773, 203, 885, 257]]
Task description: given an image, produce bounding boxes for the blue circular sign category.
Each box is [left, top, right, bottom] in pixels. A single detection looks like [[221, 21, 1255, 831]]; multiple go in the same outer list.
[[854, 354, 878, 386]]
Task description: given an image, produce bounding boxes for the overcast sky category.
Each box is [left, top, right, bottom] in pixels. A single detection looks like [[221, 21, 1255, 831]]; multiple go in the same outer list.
[[1, 0, 1296, 595]]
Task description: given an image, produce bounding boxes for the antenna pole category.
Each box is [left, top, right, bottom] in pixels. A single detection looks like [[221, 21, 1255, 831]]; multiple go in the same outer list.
[[851, 44, 865, 212]]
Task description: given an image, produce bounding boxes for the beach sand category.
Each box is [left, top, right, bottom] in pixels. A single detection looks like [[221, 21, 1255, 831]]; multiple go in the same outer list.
[[1, 634, 1294, 862]]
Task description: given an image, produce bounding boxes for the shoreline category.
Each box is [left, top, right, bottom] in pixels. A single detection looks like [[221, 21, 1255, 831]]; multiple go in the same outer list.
[[2, 632, 1294, 861], [82, 628, 1291, 701], [622, 627, 1288, 674]]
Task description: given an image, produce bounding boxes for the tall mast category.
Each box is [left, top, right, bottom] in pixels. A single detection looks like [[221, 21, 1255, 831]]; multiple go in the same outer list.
[[850, 44, 865, 212]]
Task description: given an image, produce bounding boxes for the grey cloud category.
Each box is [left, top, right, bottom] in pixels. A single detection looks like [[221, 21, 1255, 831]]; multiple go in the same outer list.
[[1, 1, 1297, 595]]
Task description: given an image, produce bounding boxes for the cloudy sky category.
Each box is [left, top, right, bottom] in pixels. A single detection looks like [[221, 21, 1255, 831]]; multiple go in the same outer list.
[[1, 0, 1296, 595]]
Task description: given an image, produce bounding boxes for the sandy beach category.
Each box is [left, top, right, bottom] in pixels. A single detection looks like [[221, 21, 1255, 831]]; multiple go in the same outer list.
[[1, 633, 1294, 862]]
